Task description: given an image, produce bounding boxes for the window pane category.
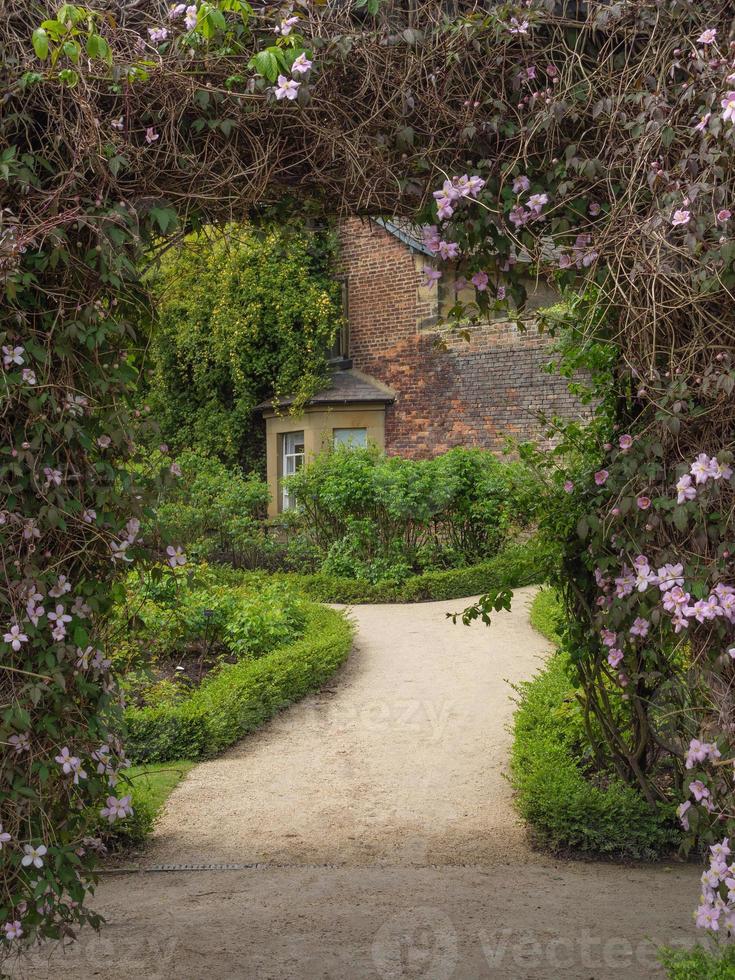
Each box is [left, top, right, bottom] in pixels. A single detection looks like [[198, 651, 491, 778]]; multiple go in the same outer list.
[[281, 431, 304, 511], [333, 427, 367, 448]]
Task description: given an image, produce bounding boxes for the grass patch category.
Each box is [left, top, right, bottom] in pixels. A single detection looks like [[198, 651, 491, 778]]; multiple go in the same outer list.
[[124, 603, 353, 763], [659, 945, 735, 979], [98, 760, 195, 847]]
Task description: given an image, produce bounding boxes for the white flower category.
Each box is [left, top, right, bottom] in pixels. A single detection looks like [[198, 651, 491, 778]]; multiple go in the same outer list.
[[21, 844, 47, 869]]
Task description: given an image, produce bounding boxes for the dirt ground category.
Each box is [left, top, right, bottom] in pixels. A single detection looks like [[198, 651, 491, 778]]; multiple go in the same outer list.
[[18, 588, 700, 980]]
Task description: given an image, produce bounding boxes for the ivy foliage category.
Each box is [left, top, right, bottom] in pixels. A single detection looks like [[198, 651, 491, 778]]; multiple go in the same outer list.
[[143, 224, 343, 467]]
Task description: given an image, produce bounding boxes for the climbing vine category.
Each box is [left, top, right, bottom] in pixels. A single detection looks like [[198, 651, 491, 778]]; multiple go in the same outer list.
[[2, 0, 735, 956]]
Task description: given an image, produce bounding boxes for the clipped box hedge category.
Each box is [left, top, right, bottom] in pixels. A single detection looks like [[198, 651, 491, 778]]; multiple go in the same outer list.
[[511, 611, 680, 860], [125, 604, 353, 764], [284, 538, 552, 604]]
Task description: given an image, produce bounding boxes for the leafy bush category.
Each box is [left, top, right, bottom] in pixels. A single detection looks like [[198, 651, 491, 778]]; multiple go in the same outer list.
[[113, 565, 306, 695], [124, 604, 353, 763], [142, 448, 275, 566], [659, 945, 735, 979], [511, 648, 680, 859], [284, 445, 540, 582]]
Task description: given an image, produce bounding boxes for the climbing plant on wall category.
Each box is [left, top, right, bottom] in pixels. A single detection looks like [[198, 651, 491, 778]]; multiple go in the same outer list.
[[2, 0, 735, 955], [144, 223, 342, 468]]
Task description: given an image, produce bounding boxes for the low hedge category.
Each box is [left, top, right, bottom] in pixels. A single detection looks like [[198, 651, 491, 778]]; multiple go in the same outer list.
[[124, 604, 353, 763], [512, 598, 680, 859], [274, 538, 553, 604]]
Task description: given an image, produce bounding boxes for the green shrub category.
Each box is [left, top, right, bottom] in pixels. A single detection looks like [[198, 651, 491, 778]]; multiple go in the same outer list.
[[124, 604, 353, 763], [263, 537, 553, 604], [145, 448, 275, 566], [284, 445, 541, 582], [511, 651, 680, 859], [659, 945, 735, 979]]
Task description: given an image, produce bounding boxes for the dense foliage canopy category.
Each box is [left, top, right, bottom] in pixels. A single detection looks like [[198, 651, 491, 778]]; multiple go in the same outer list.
[[144, 224, 341, 467]]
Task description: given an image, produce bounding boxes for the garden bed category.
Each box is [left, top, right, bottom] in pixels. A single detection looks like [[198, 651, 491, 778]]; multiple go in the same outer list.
[[124, 603, 353, 764]]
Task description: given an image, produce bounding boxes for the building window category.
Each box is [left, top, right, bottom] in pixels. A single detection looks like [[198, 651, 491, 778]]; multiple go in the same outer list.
[[280, 430, 305, 511], [333, 427, 368, 449]]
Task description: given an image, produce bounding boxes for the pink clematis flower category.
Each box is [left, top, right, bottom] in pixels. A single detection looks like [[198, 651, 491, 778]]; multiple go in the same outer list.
[[423, 268, 441, 288], [438, 241, 460, 261], [290, 53, 312, 75], [636, 495, 651, 510], [630, 617, 650, 638], [100, 795, 134, 823], [184, 4, 198, 30], [694, 113, 711, 132], [512, 174, 530, 193], [21, 843, 47, 869], [671, 209, 691, 227], [618, 434, 633, 451], [607, 648, 624, 669], [677, 800, 691, 830], [563, 480, 574, 493], [676, 474, 697, 503], [471, 271, 489, 291], [721, 92, 735, 124], [3, 921, 22, 941], [690, 780, 710, 802], [166, 545, 187, 568], [145, 127, 159, 144], [594, 469, 608, 486], [717, 209, 732, 223], [4, 624, 28, 651], [697, 28, 717, 45], [691, 453, 713, 484], [274, 76, 300, 101]]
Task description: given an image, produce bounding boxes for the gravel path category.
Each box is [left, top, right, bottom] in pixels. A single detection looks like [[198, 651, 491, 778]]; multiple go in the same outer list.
[[24, 588, 699, 979]]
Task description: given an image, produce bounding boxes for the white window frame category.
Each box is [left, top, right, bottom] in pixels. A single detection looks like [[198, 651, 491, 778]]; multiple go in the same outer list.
[[281, 430, 305, 511]]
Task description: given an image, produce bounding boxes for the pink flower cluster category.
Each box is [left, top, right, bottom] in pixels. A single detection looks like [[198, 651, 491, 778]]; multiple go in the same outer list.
[[676, 453, 733, 504], [432, 174, 485, 221], [693, 839, 735, 933]]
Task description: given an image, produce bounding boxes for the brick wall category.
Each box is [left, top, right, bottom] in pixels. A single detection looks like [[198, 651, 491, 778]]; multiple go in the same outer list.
[[337, 217, 580, 457]]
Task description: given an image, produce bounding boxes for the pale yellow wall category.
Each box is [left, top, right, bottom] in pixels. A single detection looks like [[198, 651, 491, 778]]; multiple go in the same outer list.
[[263, 404, 386, 516]]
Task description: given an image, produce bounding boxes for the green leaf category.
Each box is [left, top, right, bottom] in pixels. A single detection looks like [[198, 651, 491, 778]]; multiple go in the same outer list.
[[249, 49, 279, 82], [32, 27, 49, 60]]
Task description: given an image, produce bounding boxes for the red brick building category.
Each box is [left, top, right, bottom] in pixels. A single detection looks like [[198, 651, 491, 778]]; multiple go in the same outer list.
[[261, 217, 578, 514]]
